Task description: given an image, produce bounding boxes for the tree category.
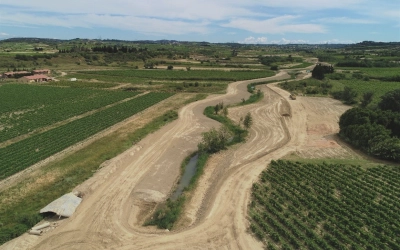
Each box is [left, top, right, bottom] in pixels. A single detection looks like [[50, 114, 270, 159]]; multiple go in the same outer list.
[[144, 61, 154, 69], [341, 86, 358, 105], [222, 107, 228, 116], [243, 112, 253, 130], [361, 91, 374, 108], [312, 64, 325, 80], [167, 65, 173, 70], [378, 89, 400, 113], [312, 64, 334, 80], [214, 102, 223, 114], [214, 104, 220, 114], [197, 126, 232, 153]]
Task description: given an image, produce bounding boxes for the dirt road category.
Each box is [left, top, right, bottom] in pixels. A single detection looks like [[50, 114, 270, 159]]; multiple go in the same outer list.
[[2, 70, 352, 250]]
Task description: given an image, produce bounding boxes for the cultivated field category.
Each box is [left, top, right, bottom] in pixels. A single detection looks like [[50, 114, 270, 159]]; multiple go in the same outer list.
[[250, 161, 400, 249]]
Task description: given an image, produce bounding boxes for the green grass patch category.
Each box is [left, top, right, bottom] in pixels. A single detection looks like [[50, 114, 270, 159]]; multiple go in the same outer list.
[[204, 106, 247, 144], [279, 78, 335, 96], [285, 62, 314, 69], [144, 152, 209, 230], [186, 152, 209, 191], [241, 90, 264, 105], [144, 196, 186, 230]]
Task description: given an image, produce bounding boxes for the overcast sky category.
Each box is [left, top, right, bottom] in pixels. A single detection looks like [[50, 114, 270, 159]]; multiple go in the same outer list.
[[0, 0, 399, 44]]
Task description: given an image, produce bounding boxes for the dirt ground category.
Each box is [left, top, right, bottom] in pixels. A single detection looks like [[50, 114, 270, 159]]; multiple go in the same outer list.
[[1, 70, 355, 250]]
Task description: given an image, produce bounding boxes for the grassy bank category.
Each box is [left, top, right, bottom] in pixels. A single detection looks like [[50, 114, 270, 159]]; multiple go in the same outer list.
[[144, 152, 209, 230], [146, 87, 259, 230]]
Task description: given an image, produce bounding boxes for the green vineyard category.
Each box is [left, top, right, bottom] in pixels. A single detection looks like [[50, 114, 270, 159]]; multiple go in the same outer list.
[[0, 84, 139, 143], [0, 92, 173, 180], [72, 69, 275, 82], [250, 160, 400, 250]]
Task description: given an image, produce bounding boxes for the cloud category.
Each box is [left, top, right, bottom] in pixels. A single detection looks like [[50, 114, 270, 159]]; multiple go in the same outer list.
[[317, 17, 378, 24], [0, 0, 397, 40], [0, 13, 210, 35], [318, 39, 356, 44], [239, 37, 268, 44], [239, 37, 309, 44], [0, 1, 259, 21], [270, 38, 309, 44], [0, 32, 10, 36], [0, 0, 365, 17], [239, 37, 357, 44], [223, 16, 325, 34]]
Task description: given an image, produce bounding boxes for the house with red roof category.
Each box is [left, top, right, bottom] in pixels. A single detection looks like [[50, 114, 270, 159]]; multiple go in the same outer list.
[[20, 74, 51, 83]]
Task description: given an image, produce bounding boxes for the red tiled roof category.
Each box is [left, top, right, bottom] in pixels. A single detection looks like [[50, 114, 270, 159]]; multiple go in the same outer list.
[[3, 71, 30, 75], [23, 74, 50, 80]]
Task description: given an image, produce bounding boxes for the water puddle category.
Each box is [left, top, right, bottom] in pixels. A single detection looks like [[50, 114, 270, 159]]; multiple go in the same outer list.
[[171, 154, 198, 201]]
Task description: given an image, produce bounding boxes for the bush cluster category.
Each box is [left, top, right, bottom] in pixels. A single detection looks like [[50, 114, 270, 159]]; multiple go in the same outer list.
[[339, 89, 400, 161]]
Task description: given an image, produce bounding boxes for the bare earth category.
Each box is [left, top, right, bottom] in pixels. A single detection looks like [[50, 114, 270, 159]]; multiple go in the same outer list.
[[1, 70, 354, 250]]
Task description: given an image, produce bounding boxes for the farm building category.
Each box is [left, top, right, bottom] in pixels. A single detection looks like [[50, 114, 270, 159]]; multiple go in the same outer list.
[[2, 71, 31, 78], [20, 74, 51, 83], [32, 69, 51, 75]]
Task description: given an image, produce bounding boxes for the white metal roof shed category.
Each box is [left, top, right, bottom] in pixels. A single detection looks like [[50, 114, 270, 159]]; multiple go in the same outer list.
[[40, 193, 82, 218]]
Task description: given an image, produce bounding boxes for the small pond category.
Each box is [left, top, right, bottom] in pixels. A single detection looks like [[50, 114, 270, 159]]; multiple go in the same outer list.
[[170, 154, 198, 201]]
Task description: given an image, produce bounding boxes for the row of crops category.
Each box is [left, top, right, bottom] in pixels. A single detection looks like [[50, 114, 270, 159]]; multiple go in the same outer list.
[[0, 92, 173, 180], [250, 160, 400, 250], [73, 69, 275, 82], [330, 79, 400, 105], [0, 84, 139, 143]]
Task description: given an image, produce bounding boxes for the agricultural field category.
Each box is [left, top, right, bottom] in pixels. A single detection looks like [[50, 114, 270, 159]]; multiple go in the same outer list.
[[0, 91, 173, 180], [250, 160, 400, 250], [0, 84, 139, 143], [330, 79, 400, 105], [67, 69, 275, 82], [280, 65, 399, 105], [337, 67, 400, 81], [45, 80, 118, 89]]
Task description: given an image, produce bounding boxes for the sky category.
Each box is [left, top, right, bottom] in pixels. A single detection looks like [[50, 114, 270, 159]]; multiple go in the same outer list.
[[0, 0, 399, 44]]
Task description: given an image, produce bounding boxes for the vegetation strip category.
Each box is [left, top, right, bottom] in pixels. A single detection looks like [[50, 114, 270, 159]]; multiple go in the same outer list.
[[145, 153, 209, 230], [0, 110, 179, 244], [249, 160, 400, 250], [146, 92, 254, 230], [0, 92, 173, 180]]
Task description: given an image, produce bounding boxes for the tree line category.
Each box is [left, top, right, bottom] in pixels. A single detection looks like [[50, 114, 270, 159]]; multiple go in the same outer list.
[[339, 89, 400, 162]]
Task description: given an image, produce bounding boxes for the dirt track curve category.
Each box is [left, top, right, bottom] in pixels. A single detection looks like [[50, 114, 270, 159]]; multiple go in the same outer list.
[[2, 69, 352, 250]]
